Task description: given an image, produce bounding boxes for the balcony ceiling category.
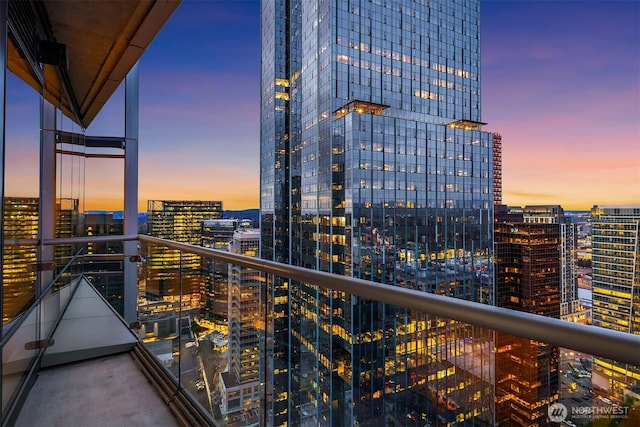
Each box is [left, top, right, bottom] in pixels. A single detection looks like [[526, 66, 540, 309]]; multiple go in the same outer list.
[[7, 0, 181, 129]]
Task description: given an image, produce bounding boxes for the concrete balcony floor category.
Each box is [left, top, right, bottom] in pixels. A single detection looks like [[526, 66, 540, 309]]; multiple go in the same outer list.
[[9, 277, 182, 426], [15, 352, 180, 427]]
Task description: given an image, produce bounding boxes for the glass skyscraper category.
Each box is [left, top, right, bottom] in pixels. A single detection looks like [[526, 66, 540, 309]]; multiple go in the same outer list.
[[590, 205, 640, 403], [260, 1, 494, 425]]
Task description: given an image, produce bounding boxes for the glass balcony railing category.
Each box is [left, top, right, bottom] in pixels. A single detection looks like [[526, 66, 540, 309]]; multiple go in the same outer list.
[[136, 235, 640, 427], [1, 246, 84, 421], [2, 235, 639, 426]]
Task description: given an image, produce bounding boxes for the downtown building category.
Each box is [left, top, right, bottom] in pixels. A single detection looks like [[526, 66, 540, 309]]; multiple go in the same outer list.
[[2, 197, 40, 324], [145, 200, 222, 302], [3, 197, 80, 324], [261, 1, 495, 425], [494, 205, 577, 426], [142, 200, 223, 350], [590, 205, 640, 402], [219, 228, 262, 426]]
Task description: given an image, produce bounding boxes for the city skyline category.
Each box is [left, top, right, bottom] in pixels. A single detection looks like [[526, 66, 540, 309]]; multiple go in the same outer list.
[[4, 0, 639, 211], [1, 2, 638, 425]]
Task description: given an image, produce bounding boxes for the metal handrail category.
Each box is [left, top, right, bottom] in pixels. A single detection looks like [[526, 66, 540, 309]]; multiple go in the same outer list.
[[4, 234, 139, 246], [43, 234, 139, 246], [139, 234, 640, 366]]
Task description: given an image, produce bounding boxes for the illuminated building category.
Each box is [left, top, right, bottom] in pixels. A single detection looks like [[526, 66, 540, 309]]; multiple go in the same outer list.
[[494, 205, 571, 425], [260, 0, 495, 425], [590, 205, 640, 401], [523, 206, 578, 314], [2, 197, 39, 324], [2, 197, 79, 324], [220, 228, 261, 423], [146, 200, 222, 301]]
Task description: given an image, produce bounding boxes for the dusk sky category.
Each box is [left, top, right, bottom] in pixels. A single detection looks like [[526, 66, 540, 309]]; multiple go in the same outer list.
[[5, 0, 639, 211]]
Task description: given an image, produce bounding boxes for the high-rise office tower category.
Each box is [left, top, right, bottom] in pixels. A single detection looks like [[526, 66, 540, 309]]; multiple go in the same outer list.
[[494, 205, 571, 426], [201, 218, 253, 322], [261, 1, 495, 425], [522, 206, 577, 311], [492, 133, 502, 206], [220, 228, 262, 423], [146, 200, 222, 300], [590, 205, 640, 402]]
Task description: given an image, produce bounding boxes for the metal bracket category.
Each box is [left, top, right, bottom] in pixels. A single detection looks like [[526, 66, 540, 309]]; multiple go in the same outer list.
[[37, 38, 67, 68], [129, 321, 141, 330], [25, 338, 55, 350], [27, 262, 56, 272]]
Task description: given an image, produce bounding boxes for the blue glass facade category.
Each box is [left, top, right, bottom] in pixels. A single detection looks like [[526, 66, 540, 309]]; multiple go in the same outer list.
[[261, 1, 494, 425]]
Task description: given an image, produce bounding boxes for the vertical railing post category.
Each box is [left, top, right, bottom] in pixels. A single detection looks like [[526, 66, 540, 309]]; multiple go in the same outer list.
[[39, 100, 56, 294], [178, 249, 183, 387], [0, 0, 7, 334], [124, 62, 139, 324], [0, 7, 6, 419]]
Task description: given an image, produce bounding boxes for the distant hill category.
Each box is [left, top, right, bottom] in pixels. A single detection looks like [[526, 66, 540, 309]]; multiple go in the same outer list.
[[565, 210, 590, 215], [224, 209, 259, 225]]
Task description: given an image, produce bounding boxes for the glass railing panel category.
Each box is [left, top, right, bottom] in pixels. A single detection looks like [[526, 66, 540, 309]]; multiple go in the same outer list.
[[52, 247, 83, 290], [495, 339, 640, 427], [176, 247, 214, 415], [58, 278, 73, 308], [264, 293, 498, 427], [138, 239, 184, 374], [3, 72, 41, 326], [138, 238, 263, 425], [1, 246, 83, 422], [136, 237, 640, 427], [41, 246, 84, 339], [561, 352, 640, 426], [82, 253, 126, 317], [2, 244, 38, 326], [1, 306, 37, 419], [39, 277, 81, 341], [138, 240, 213, 413], [2, 242, 82, 328], [265, 297, 639, 427]]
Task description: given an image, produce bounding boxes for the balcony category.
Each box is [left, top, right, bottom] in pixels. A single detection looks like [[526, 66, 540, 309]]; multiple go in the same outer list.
[[1, 235, 638, 426], [2, 1, 639, 426]]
